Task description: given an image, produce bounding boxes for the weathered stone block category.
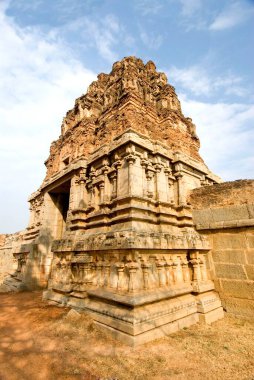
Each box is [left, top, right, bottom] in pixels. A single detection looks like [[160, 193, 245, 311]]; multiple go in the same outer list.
[[222, 297, 254, 319], [199, 307, 224, 324], [213, 234, 247, 250], [212, 249, 246, 264], [211, 205, 249, 222], [42, 290, 68, 305], [245, 265, 254, 281], [247, 204, 254, 218], [220, 279, 254, 300], [214, 263, 247, 280], [212, 278, 222, 293], [94, 313, 199, 346], [246, 234, 254, 249], [246, 249, 254, 264], [237, 219, 254, 227], [192, 209, 213, 226], [65, 309, 81, 321], [196, 291, 222, 313]]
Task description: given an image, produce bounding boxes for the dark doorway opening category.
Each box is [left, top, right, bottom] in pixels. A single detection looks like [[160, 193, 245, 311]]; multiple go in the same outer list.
[[48, 180, 71, 238]]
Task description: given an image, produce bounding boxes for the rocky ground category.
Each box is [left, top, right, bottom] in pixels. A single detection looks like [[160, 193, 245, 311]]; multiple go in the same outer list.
[[0, 291, 253, 380]]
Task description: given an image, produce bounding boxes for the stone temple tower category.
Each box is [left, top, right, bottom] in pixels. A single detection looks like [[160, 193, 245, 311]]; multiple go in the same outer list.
[[3, 57, 224, 345]]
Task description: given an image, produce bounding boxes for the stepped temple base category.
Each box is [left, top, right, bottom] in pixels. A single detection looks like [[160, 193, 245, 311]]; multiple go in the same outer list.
[[43, 246, 224, 346], [43, 287, 223, 346]]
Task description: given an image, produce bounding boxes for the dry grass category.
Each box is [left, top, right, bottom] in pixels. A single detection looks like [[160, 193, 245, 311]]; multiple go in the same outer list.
[[0, 291, 253, 380]]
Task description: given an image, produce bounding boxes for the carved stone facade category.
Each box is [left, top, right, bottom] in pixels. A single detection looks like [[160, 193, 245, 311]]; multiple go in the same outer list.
[[0, 57, 225, 345]]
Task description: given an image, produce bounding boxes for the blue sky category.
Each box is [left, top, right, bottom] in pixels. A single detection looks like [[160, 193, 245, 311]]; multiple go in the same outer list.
[[0, 0, 253, 232]]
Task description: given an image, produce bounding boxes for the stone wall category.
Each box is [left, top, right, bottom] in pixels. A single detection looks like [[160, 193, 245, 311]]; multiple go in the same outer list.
[[0, 234, 14, 284], [190, 180, 254, 319], [0, 229, 53, 292], [0, 232, 23, 290], [190, 180, 254, 209]]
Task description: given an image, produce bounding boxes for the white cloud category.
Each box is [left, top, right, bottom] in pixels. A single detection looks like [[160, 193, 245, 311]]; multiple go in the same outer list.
[[67, 14, 128, 63], [8, 0, 43, 12], [136, 0, 164, 15], [177, 0, 208, 31], [209, 2, 254, 31], [179, 0, 202, 17], [169, 65, 246, 97], [0, 2, 96, 232], [179, 95, 254, 180], [140, 29, 163, 49]]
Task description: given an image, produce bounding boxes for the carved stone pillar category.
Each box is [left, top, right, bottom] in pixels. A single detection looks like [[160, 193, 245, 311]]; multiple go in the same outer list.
[[94, 185, 99, 209], [83, 263, 93, 284], [165, 258, 173, 286], [190, 256, 202, 283], [62, 260, 72, 286], [71, 263, 78, 286], [79, 178, 87, 208], [171, 260, 178, 284], [175, 172, 186, 206], [156, 260, 166, 287], [181, 257, 190, 283], [99, 182, 105, 204], [141, 262, 151, 290], [164, 168, 175, 205], [76, 168, 87, 209], [126, 154, 136, 196], [172, 257, 183, 284], [101, 164, 110, 202], [110, 171, 117, 199], [76, 263, 82, 285], [199, 255, 208, 281], [154, 163, 163, 201], [146, 165, 155, 198], [141, 157, 149, 197], [96, 261, 104, 286], [168, 177, 175, 205], [103, 262, 111, 287], [86, 180, 95, 211], [127, 262, 139, 292], [74, 177, 80, 209], [115, 262, 125, 290], [87, 183, 92, 206], [113, 159, 122, 198]]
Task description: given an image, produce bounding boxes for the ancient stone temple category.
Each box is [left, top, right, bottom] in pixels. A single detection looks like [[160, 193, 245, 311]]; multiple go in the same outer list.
[[5, 55, 253, 345]]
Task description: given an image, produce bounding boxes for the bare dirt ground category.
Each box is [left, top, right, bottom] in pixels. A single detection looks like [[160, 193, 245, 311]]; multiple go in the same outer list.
[[0, 291, 253, 380]]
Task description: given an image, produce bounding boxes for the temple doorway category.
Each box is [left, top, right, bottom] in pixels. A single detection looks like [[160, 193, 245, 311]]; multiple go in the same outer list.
[[48, 180, 71, 238]]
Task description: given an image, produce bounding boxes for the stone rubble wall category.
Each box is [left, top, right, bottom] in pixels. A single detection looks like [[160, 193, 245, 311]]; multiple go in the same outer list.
[[0, 230, 53, 291], [0, 234, 14, 283], [0, 235, 12, 284], [190, 180, 254, 319]]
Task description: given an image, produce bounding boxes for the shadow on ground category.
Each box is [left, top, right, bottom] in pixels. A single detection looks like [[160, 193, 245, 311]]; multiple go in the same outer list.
[[0, 291, 253, 380]]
